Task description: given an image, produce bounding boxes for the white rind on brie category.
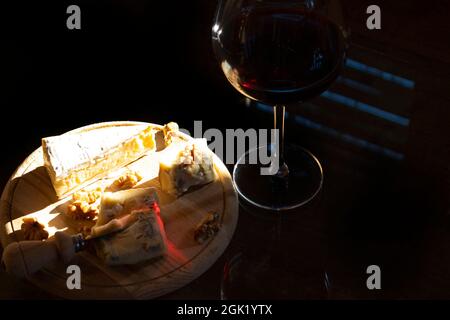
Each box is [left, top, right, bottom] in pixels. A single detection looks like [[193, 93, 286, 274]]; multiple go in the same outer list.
[[42, 125, 156, 198]]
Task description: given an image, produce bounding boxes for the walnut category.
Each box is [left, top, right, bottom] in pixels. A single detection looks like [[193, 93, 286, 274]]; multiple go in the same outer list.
[[163, 122, 183, 146], [68, 187, 102, 220], [21, 218, 49, 241], [194, 212, 220, 244], [110, 171, 142, 191]]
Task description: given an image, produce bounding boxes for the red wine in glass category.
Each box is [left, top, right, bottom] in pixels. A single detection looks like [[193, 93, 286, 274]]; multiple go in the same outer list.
[[213, 6, 346, 105]]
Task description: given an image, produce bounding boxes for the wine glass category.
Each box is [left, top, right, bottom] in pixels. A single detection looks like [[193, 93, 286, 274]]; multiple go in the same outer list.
[[212, 0, 347, 210]]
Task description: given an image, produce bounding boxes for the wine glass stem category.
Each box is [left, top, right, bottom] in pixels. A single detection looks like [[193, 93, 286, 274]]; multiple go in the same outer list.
[[273, 105, 288, 177]]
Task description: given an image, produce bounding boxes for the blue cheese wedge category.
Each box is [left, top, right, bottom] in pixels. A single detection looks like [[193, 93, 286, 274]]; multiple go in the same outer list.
[[42, 125, 156, 198], [159, 139, 216, 196], [91, 187, 159, 238], [95, 208, 167, 266]]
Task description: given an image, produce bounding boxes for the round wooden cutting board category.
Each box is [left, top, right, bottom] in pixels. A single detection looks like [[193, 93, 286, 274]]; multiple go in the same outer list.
[[0, 121, 238, 299]]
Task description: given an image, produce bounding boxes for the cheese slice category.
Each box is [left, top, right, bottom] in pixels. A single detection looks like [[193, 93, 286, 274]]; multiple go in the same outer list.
[[42, 125, 156, 198], [95, 208, 167, 266], [92, 187, 159, 237], [159, 138, 216, 196]]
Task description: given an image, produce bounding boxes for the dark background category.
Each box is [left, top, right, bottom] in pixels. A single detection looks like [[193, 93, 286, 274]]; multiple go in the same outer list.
[[2, 0, 239, 149], [1, 0, 450, 298]]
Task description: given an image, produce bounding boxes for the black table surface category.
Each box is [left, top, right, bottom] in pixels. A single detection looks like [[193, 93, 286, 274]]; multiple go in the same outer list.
[[1, 0, 449, 299]]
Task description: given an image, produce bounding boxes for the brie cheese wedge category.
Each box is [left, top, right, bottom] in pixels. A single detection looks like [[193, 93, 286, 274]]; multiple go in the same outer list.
[[42, 125, 156, 198], [159, 139, 216, 196]]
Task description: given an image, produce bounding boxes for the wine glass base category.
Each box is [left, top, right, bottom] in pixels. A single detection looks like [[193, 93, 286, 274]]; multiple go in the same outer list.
[[233, 144, 323, 211]]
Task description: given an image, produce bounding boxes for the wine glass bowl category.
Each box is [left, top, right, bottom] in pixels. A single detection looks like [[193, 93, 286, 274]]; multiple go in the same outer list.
[[212, 0, 346, 105]]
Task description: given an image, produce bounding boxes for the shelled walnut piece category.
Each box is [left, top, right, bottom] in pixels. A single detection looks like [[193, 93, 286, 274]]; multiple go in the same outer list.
[[163, 122, 185, 146], [110, 171, 142, 191], [194, 212, 220, 244], [21, 218, 49, 241], [68, 187, 102, 220]]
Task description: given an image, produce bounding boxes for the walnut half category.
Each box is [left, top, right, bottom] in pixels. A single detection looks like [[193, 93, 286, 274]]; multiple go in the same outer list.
[[194, 212, 220, 244], [110, 171, 142, 191], [68, 187, 102, 220], [163, 122, 185, 146], [21, 218, 49, 241]]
